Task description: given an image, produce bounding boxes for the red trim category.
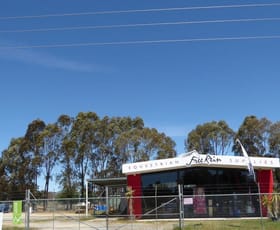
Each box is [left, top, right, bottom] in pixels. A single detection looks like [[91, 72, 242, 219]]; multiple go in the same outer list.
[[257, 170, 274, 217], [127, 174, 142, 218]]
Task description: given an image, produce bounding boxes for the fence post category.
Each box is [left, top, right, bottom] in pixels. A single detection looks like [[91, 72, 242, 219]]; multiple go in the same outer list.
[[155, 184, 158, 230], [25, 189, 30, 230], [86, 180, 89, 217], [52, 194, 55, 230], [178, 184, 184, 230], [257, 183, 264, 230], [106, 186, 109, 230]]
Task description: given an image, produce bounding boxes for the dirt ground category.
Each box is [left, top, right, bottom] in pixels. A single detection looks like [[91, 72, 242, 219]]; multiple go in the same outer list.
[[2, 212, 179, 230]]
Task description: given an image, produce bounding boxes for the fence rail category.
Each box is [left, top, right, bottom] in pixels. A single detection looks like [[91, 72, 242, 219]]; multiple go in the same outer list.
[[0, 192, 279, 229]]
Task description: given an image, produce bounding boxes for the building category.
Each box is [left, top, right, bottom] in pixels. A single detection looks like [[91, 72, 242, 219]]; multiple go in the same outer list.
[[122, 150, 280, 218]]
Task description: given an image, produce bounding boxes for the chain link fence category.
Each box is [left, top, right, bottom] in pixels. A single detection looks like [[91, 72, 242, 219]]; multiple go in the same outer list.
[[0, 192, 279, 229]]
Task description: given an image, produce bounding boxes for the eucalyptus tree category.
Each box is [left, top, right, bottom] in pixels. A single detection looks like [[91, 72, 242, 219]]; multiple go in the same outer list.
[[56, 114, 78, 202], [2, 137, 37, 199], [91, 116, 121, 179], [40, 123, 61, 202], [186, 120, 234, 155], [70, 112, 99, 197], [115, 125, 176, 165], [233, 116, 271, 156], [269, 121, 280, 188], [58, 138, 79, 198], [92, 116, 147, 178], [1, 119, 46, 198], [0, 157, 9, 200], [269, 121, 280, 157], [24, 119, 46, 187], [86, 116, 176, 179]]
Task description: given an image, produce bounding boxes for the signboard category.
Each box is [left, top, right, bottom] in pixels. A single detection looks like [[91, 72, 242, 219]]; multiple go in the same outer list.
[[184, 198, 193, 205], [13, 201, 22, 224], [0, 212, 3, 230], [186, 154, 222, 166], [122, 150, 280, 175]]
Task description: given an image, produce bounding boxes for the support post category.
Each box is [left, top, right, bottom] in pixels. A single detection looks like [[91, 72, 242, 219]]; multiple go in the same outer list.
[[178, 184, 184, 230], [86, 181, 88, 217], [25, 189, 30, 230], [155, 184, 158, 227], [106, 186, 109, 230], [258, 182, 264, 230]]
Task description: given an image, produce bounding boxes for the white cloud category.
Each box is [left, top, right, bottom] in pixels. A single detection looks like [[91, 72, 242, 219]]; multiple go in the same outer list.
[[0, 41, 107, 73]]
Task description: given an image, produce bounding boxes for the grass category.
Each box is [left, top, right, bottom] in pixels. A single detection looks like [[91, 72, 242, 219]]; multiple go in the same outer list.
[[3, 228, 36, 230], [173, 219, 280, 230], [3, 218, 280, 230]]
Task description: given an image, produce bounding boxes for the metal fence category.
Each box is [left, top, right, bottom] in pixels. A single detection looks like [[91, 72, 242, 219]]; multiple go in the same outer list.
[[0, 192, 279, 230]]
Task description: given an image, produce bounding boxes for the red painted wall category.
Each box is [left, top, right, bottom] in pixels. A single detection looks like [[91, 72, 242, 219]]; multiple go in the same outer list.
[[126, 169, 275, 218], [127, 174, 142, 218], [257, 170, 274, 217]]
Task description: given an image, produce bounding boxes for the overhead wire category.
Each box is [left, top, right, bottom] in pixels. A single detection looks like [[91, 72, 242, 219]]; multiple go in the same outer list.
[[0, 2, 279, 49], [0, 2, 280, 20], [1, 35, 280, 49], [0, 17, 279, 33]]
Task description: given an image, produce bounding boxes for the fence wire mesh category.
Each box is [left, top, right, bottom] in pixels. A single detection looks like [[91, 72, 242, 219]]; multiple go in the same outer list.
[[0, 192, 279, 229]]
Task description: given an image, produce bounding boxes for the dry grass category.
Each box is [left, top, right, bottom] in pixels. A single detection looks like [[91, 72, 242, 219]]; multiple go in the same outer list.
[[174, 219, 280, 230]]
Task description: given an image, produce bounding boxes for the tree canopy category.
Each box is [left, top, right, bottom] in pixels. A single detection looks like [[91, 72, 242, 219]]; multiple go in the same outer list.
[[233, 116, 272, 156], [185, 120, 234, 155], [186, 116, 280, 158], [1, 113, 280, 200], [0, 112, 176, 199]]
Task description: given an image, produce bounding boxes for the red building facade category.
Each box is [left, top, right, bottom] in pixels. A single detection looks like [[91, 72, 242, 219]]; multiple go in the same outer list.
[[122, 151, 279, 218]]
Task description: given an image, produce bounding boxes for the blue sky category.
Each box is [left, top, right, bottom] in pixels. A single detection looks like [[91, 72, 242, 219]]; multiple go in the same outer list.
[[1, 0, 280, 158]]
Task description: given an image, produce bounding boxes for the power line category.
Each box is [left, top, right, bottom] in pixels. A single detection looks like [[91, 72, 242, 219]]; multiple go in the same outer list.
[[0, 17, 279, 33], [1, 35, 280, 49], [0, 3, 280, 20]]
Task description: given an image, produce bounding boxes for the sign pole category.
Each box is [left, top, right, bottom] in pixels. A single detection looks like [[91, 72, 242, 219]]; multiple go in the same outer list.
[[0, 212, 3, 230]]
